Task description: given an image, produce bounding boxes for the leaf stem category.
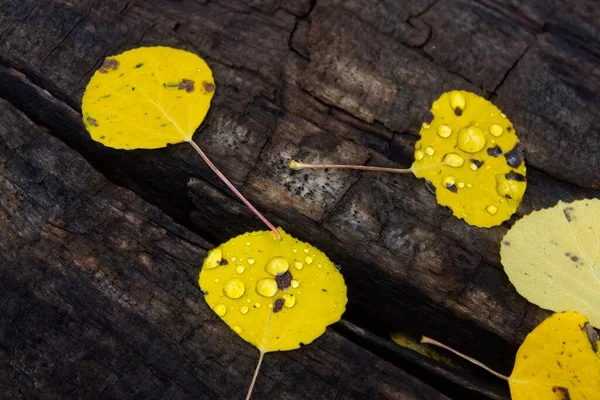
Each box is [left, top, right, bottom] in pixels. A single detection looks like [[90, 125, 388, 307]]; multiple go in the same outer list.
[[245, 350, 265, 400], [187, 140, 281, 240], [420, 336, 510, 381], [289, 160, 447, 174]]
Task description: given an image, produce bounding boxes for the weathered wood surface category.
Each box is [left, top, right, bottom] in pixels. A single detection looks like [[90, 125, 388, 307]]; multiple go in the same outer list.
[[0, 0, 599, 398]]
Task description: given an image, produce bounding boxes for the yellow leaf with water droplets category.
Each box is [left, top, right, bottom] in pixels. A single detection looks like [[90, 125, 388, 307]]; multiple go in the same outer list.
[[510, 311, 600, 399], [501, 198, 600, 327], [412, 90, 526, 227], [199, 228, 347, 352], [82, 46, 215, 149]]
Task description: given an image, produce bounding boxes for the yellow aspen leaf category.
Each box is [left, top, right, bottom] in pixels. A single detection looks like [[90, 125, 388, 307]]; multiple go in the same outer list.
[[199, 228, 347, 398], [422, 312, 600, 400], [510, 311, 600, 399], [81, 47, 281, 238], [289, 90, 526, 228], [412, 91, 526, 228], [82, 46, 215, 149], [501, 199, 600, 327]]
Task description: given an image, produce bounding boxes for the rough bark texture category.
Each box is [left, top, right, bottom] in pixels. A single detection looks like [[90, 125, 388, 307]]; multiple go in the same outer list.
[[1, 0, 599, 399]]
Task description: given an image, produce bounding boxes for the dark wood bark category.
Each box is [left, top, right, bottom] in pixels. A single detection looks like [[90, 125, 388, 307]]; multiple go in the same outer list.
[[0, 0, 598, 398]]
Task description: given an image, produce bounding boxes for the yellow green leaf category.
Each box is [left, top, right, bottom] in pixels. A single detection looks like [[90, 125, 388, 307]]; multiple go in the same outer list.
[[81, 46, 215, 150], [501, 199, 600, 327], [199, 228, 347, 352], [510, 311, 600, 399], [412, 90, 527, 228]]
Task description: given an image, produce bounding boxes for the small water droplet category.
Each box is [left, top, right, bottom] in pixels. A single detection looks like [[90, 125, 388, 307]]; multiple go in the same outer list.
[[233, 325, 243, 334], [486, 205, 498, 215], [240, 306, 249, 314], [265, 257, 289, 275], [256, 278, 278, 297], [214, 304, 227, 317], [247, 258, 255, 265], [245, 241, 251, 246], [443, 176, 456, 187], [292, 249, 297, 253], [501, 112, 507, 118], [282, 293, 296, 308], [443, 153, 464, 168], [437, 124, 452, 138], [246, 298, 252, 303], [489, 125, 503, 137], [268, 304, 273, 309], [457, 182, 465, 188], [415, 150, 424, 160], [236, 265, 245, 274], [317, 263, 322, 269], [304, 256, 314, 264], [303, 248, 309, 254], [254, 302, 261, 308], [231, 256, 237, 262], [293, 261, 303, 270], [467, 183, 473, 188], [214, 278, 219, 283], [425, 146, 435, 155], [422, 122, 430, 129], [291, 280, 299, 289], [223, 278, 245, 299]]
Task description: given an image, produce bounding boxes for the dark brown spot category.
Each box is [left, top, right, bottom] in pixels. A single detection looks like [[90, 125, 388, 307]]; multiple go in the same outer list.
[[504, 144, 524, 168], [275, 271, 293, 291], [134, 63, 144, 68], [565, 252, 579, 263], [203, 81, 215, 92], [99, 58, 120, 73], [582, 322, 599, 353], [178, 79, 195, 92], [219, 259, 228, 266], [86, 117, 98, 127], [506, 171, 526, 182], [454, 107, 463, 116], [563, 207, 575, 222], [557, 360, 562, 368], [487, 146, 503, 157], [551, 386, 571, 400], [321, 289, 327, 292], [503, 240, 511, 246], [507, 127, 513, 132], [273, 298, 285, 313], [445, 183, 458, 193], [470, 159, 484, 169]]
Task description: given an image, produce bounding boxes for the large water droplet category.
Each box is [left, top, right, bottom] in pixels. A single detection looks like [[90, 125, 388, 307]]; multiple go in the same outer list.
[[214, 304, 227, 317], [489, 124, 503, 137], [414, 150, 424, 161], [256, 278, 278, 297], [293, 261, 304, 270], [438, 124, 452, 138], [457, 126, 486, 153], [425, 146, 435, 156], [240, 305, 249, 315], [247, 258, 255, 265], [443, 153, 464, 168], [236, 265, 245, 274], [291, 280, 299, 289], [223, 278, 245, 299], [265, 257, 289, 276], [282, 293, 296, 308]]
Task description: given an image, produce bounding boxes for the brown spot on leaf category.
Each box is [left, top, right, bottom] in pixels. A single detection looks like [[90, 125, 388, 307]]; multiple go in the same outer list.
[[582, 323, 599, 353], [203, 81, 215, 92], [99, 58, 120, 73], [178, 79, 195, 92], [506, 171, 526, 182], [565, 252, 579, 263], [504, 144, 524, 168], [445, 183, 458, 193], [273, 298, 285, 313], [551, 386, 571, 400], [470, 159, 484, 168], [219, 258, 228, 266], [276, 271, 292, 291], [503, 240, 511, 246], [134, 63, 144, 68], [86, 117, 98, 127], [487, 145, 502, 157], [563, 207, 575, 222], [454, 107, 463, 116]]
